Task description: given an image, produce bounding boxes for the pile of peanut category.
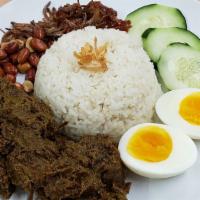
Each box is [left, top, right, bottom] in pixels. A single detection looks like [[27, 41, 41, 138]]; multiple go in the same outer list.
[[0, 26, 47, 93]]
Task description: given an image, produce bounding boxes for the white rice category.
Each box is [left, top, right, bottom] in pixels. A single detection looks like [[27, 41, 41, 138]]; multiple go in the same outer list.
[[34, 26, 161, 139]]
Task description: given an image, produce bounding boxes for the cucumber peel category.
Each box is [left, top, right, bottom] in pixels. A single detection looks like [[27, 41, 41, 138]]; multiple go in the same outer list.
[[142, 27, 200, 63], [126, 4, 187, 43]]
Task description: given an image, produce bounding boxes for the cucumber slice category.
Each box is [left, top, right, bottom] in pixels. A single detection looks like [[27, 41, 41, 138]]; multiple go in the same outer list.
[[143, 28, 200, 62], [126, 4, 187, 43], [155, 71, 169, 93], [158, 43, 200, 90]]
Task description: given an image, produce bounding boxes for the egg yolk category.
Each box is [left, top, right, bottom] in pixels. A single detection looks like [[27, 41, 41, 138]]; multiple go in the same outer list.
[[179, 92, 200, 126], [127, 126, 173, 162]]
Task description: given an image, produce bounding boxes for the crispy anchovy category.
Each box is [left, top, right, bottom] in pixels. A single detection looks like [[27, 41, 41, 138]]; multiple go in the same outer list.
[[1, 1, 131, 43]]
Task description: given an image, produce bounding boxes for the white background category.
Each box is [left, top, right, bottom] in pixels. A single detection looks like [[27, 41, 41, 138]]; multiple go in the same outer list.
[[1, 0, 200, 199]]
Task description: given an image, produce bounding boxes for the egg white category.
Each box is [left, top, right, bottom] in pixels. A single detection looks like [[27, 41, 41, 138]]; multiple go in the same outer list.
[[118, 123, 197, 179], [156, 88, 200, 139]]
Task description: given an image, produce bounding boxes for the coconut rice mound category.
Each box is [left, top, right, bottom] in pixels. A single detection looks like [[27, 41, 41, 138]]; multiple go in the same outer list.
[[34, 26, 161, 139]]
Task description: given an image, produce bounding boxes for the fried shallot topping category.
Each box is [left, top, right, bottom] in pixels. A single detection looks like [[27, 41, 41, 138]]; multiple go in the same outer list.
[[74, 37, 108, 72]]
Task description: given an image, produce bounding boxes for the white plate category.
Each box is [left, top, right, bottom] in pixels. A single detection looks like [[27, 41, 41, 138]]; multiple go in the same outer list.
[[1, 0, 200, 199]]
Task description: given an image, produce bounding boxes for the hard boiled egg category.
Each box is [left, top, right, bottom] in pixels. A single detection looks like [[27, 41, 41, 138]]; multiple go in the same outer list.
[[118, 123, 197, 178], [156, 88, 200, 139]]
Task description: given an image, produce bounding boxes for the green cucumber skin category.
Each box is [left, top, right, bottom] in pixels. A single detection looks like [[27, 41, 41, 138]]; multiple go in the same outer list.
[[142, 27, 200, 63], [126, 4, 187, 35], [142, 28, 155, 39], [126, 4, 158, 18], [158, 43, 200, 90], [126, 4, 187, 27]]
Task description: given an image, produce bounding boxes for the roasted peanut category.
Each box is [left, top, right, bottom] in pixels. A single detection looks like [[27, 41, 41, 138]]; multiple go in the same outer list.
[[17, 62, 32, 73], [29, 53, 40, 67], [23, 80, 33, 93], [0, 67, 5, 77], [0, 49, 7, 60], [33, 26, 45, 40], [26, 37, 34, 53], [2, 41, 19, 54], [10, 52, 19, 64], [0, 58, 9, 65], [15, 39, 25, 50], [15, 82, 24, 90], [6, 74, 16, 83], [3, 63, 18, 75], [25, 68, 36, 82], [47, 40, 54, 48], [30, 38, 47, 52], [17, 48, 30, 64]]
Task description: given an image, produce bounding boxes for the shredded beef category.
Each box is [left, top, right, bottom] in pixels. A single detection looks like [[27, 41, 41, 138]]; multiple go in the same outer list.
[[0, 78, 130, 200]]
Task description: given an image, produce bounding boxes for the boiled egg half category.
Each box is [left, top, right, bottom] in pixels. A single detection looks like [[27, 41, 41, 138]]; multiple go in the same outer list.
[[118, 123, 197, 178], [156, 88, 200, 139]]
